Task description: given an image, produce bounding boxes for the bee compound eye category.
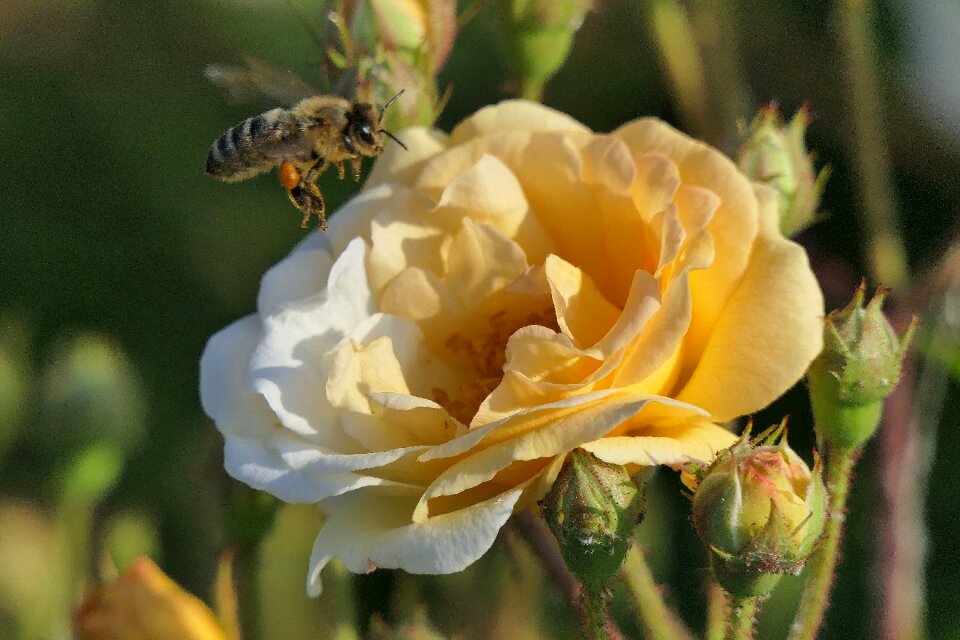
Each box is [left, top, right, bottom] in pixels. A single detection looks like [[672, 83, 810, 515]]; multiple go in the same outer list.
[[358, 123, 376, 146]]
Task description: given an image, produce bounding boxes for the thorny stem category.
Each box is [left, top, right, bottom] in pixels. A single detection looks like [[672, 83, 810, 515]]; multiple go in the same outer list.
[[788, 449, 859, 640], [621, 545, 695, 640], [726, 595, 761, 640], [584, 587, 610, 640], [512, 513, 624, 640], [836, 0, 909, 290]]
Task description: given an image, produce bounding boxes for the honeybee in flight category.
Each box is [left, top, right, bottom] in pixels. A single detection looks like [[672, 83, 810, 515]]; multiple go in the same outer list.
[[204, 59, 406, 229]]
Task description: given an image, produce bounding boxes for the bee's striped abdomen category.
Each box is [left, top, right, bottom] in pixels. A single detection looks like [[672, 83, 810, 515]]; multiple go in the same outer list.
[[205, 108, 296, 182]]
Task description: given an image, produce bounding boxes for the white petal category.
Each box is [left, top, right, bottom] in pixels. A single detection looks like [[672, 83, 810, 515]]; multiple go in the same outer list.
[[257, 232, 334, 315], [248, 238, 375, 439], [224, 437, 397, 503], [200, 314, 262, 423], [306, 485, 521, 596]]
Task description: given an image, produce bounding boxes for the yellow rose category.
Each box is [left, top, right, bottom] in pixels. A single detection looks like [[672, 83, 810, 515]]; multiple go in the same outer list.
[[73, 557, 228, 640], [200, 101, 824, 596]]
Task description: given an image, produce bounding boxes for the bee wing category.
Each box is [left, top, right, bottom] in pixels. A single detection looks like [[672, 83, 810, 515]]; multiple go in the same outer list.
[[332, 66, 358, 100], [205, 56, 318, 105]]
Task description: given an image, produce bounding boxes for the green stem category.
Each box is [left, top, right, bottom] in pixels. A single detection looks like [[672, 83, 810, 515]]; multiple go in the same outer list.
[[621, 545, 694, 640], [836, 0, 910, 290], [788, 448, 858, 640], [233, 543, 262, 640], [726, 595, 760, 640], [706, 581, 727, 640], [519, 78, 545, 102], [583, 587, 610, 640]]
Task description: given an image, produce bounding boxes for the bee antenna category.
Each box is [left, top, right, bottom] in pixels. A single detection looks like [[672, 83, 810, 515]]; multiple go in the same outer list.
[[382, 130, 408, 151], [378, 89, 405, 123]]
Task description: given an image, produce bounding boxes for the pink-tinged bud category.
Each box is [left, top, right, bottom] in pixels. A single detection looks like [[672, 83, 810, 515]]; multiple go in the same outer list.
[[73, 557, 229, 640], [691, 423, 826, 598], [737, 104, 829, 237], [808, 283, 917, 452], [541, 449, 645, 591]]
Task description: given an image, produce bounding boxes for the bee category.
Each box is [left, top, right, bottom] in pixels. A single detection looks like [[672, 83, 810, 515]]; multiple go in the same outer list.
[[204, 59, 406, 229]]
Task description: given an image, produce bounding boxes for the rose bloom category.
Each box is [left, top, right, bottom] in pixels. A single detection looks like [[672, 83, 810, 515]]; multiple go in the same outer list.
[[200, 101, 824, 595]]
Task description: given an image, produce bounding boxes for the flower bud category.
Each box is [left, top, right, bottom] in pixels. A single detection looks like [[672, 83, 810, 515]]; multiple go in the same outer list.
[[73, 556, 229, 640], [541, 448, 645, 591], [494, 0, 593, 98], [691, 424, 826, 598], [736, 104, 829, 237], [39, 333, 145, 455], [329, 1, 456, 127], [808, 284, 917, 452]]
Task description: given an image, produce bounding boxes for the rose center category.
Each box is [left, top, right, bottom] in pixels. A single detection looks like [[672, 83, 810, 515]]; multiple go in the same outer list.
[[432, 306, 557, 425]]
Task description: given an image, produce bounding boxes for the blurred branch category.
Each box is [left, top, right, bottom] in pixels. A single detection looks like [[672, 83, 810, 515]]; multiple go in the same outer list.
[[874, 247, 960, 640], [835, 0, 909, 291], [621, 545, 695, 640], [644, 0, 713, 140], [688, 0, 753, 142]]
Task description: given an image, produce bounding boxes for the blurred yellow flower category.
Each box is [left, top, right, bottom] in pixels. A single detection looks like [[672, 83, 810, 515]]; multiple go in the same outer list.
[[73, 556, 228, 640], [200, 100, 824, 595]]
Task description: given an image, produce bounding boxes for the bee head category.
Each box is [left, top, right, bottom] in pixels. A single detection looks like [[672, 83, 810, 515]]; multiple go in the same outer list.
[[345, 103, 384, 156], [344, 91, 407, 157]]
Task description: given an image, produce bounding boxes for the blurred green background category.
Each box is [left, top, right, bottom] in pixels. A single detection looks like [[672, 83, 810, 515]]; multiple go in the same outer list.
[[2, 0, 959, 638]]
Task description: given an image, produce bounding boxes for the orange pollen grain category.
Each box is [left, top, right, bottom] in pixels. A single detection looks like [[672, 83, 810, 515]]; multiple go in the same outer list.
[[278, 162, 300, 190]]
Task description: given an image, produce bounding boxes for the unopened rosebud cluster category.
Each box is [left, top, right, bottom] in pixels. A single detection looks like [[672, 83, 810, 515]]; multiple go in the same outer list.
[[737, 104, 829, 237], [326, 0, 457, 127], [807, 284, 917, 452], [690, 425, 826, 598], [494, 0, 593, 98], [541, 449, 645, 591]]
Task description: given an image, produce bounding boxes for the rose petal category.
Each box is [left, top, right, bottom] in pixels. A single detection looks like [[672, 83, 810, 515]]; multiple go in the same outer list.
[[449, 100, 589, 144], [257, 233, 334, 314], [365, 126, 450, 190], [613, 118, 760, 370], [306, 485, 521, 596], [580, 420, 737, 467], [676, 185, 824, 419], [415, 394, 704, 520], [248, 238, 374, 440]]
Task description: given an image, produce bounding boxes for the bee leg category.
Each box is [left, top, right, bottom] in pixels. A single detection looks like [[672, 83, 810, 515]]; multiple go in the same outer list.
[[335, 161, 346, 180], [287, 181, 326, 230], [350, 157, 362, 182], [291, 158, 332, 229]]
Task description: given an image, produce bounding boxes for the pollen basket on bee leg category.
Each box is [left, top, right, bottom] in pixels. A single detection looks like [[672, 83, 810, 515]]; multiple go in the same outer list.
[[279, 162, 301, 190]]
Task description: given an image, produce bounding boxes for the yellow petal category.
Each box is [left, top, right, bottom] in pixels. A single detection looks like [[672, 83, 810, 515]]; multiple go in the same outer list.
[[581, 420, 737, 467], [544, 254, 621, 348], [365, 126, 449, 190], [614, 118, 759, 371], [676, 186, 824, 419], [449, 100, 589, 144], [326, 336, 411, 413], [416, 394, 700, 519]]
